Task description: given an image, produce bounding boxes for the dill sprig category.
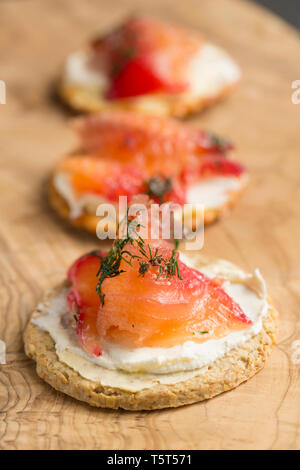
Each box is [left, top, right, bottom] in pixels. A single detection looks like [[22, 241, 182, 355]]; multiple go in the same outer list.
[[96, 210, 183, 306], [206, 131, 231, 153], [145, 176, 172, 203]]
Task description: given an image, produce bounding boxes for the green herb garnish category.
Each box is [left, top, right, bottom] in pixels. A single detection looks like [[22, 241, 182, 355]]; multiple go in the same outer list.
[[146, 176, 172, 203], [193, 331, 209, 335], [96, 209, 183, 306], [120, 46, 136, 60]]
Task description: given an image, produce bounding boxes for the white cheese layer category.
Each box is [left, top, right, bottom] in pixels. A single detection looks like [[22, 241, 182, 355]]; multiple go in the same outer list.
[[63, 43, 240, 99], [53, 172, 244, 219], [53, 172, 106, 219], [64, 50, 108, 88], [32, 255, 268, 379]]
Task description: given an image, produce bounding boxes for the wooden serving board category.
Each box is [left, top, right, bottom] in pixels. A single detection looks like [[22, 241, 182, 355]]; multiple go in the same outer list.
[[1, 0, 300, 450]]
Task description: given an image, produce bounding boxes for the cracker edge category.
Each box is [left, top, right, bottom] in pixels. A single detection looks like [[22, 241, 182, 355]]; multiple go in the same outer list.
[[24, 284, 278, 411]]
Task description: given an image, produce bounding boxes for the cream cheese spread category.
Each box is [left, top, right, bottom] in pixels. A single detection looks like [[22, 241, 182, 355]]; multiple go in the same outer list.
[[53, 172, 245, 219], [32, 255, 268, 389]]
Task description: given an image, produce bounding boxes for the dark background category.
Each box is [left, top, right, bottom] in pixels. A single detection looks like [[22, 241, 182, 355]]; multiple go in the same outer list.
[[254, 0, 300, 30]]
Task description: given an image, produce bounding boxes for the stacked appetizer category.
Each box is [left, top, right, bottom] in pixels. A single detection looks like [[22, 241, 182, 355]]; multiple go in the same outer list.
[[49, 110, 247, 233], [58, 15, 241, 117], [24, 199, 278, 410]]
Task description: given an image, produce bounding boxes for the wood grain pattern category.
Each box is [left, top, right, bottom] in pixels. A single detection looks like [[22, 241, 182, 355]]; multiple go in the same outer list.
[[0, 0, 300, 450]]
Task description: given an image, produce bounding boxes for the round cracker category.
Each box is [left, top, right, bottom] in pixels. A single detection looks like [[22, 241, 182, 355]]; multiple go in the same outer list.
[[24, 283, 278, 411], [48, 176, 247, 236]]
